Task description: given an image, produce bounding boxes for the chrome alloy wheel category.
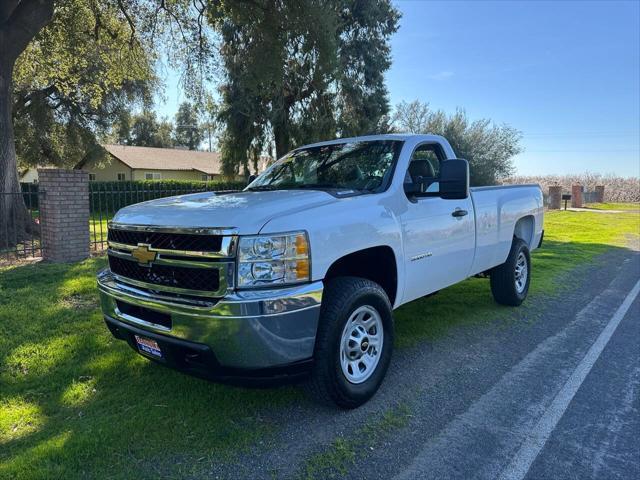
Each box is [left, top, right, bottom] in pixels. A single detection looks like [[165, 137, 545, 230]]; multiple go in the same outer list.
[[514, 251, 528, 293], [339, 305, 384, 384]]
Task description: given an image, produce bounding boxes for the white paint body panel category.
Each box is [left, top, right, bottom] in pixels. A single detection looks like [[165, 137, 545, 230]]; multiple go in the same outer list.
[[398, 195, 475, 303], [112, 134, 544, 309]]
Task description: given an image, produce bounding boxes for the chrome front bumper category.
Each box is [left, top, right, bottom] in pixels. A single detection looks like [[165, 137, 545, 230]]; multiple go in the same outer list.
[[97, 269, 323, 369]]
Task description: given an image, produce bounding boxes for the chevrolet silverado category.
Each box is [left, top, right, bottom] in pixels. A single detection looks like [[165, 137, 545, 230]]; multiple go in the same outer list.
[[98, 134, 543, 408]]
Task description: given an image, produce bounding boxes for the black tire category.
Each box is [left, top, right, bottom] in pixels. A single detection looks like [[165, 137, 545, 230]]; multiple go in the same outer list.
[[490, 238, 531, 306], [306, 277, 394, 408]]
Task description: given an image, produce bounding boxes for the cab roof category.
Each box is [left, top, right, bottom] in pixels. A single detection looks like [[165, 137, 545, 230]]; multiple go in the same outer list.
[[298, 134, 448, 150]]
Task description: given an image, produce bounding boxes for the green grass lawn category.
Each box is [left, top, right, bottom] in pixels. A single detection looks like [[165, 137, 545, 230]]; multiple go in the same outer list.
[[89, 213, 112, 249], [584, 202, 640, 211], [1, 208, 639, 479]]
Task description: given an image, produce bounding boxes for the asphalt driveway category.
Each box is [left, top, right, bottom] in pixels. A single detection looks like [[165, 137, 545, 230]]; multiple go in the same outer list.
[[207, 243, 640, 480]]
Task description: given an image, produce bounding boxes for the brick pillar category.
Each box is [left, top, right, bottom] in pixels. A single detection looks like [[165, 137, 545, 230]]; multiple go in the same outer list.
[[571, 184, 583, 208], [595, 185, 605, 203], [548, 185, 562, 209], [38, 169, 90, 262]]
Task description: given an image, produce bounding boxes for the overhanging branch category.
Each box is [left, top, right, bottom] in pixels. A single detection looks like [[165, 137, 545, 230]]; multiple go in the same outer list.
[[0, 0, 21, 25], [3, 0, 54, 64]]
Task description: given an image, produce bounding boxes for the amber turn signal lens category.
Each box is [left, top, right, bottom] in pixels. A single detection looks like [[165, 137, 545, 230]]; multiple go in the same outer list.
[[295, 233, 309, 256], [295, 259, 310, 279]]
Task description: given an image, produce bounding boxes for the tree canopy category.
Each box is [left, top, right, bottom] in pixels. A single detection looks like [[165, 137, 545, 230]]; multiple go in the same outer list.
[[209, 0, 400, 175], [12, 0, 156, 168], [108, 102, 205, 150], [129, 111, 174, 148], [173, 102, 204, 150], [0, 0, 210, 246], [392, 100, 522, 185]]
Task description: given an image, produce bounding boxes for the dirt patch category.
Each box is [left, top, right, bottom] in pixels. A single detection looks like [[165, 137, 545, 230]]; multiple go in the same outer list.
[[61, 294, 99, 310]]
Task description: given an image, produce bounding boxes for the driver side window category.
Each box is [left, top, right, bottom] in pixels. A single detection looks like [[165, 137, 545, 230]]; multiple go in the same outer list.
[[404, 143, 445, 197]]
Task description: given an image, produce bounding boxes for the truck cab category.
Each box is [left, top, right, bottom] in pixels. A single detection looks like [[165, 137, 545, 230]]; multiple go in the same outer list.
[[98, 134, 543, 408]]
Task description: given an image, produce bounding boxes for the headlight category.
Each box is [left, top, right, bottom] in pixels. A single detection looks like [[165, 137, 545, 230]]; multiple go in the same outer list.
[[237, 231, 310, 288]]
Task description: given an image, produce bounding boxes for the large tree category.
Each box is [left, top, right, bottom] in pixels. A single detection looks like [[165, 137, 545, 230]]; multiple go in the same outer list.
[[0, 0, 210, 247], [1, 0, 55, 245], [13, 0, 155, 169], [126, 110, 175, 147], [392, 100, 522, 185], [173, 102, 203, 150], [209, 0, 400, 176]]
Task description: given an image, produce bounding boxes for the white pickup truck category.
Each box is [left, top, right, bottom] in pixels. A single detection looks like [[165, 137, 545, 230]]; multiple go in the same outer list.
[[98, 134, 543, 407]]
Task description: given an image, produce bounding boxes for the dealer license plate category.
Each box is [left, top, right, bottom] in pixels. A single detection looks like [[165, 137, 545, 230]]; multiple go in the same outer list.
[[134, 335, 162, 358]]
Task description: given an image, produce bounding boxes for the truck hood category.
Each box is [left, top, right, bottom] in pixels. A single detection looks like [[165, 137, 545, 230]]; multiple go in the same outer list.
[[111, 190, 338, 234]]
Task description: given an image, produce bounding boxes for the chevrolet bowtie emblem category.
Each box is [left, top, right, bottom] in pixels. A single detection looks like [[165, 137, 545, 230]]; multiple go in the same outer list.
[[131, 244, 157, 266]]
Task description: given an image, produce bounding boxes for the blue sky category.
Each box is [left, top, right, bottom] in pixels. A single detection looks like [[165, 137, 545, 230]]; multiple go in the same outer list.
[[157, 0, 640, 177]]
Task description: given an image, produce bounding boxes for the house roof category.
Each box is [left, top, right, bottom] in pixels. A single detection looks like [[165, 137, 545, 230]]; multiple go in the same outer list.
[[101, 144, 223, 175]]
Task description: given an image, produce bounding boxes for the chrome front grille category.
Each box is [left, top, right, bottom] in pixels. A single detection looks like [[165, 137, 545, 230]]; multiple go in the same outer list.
[[108, 228, 224, 252], [107, 223, 236, 297]]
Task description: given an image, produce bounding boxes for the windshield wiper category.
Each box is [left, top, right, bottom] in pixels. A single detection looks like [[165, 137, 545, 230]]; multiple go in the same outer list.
[[247, 183, 368, 194], [247, 184, 335, 192], [292, 183, 342, 190], [245, 185, 280, 191], [295, 184, 370, 194]]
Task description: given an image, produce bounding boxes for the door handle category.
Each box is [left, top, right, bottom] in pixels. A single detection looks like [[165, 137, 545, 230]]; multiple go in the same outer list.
[[452, 208, 468, 217]]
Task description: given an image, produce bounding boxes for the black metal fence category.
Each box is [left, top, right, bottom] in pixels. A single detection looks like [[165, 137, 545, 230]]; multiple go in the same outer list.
[[89, 181, 243, 252], [0, 184, 42, 264], [1, 181, 244, 264]]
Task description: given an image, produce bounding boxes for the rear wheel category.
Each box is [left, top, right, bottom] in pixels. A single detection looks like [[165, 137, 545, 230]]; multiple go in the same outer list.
[[306, 277, 394, 408], [490, 238, 531, 306]]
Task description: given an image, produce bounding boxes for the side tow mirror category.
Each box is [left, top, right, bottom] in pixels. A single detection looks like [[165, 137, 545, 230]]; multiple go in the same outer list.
[[403, 182, 421, 195], [439, 159, 469, 200]]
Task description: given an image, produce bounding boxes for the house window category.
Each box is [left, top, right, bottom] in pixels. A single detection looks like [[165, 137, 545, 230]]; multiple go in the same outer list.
[[89, 173, 96, 181], [145, 172, 161, 180], [117, 172, 126, 181], [201, 174, 209, 181]]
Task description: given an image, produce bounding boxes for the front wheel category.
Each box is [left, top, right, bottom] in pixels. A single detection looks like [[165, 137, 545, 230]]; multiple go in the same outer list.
[[306, 277, 394, 408], [490, 238, 531, 306]]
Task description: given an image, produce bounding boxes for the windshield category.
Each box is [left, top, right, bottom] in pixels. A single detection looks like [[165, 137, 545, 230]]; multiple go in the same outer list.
[[246, 140, 403, 194]]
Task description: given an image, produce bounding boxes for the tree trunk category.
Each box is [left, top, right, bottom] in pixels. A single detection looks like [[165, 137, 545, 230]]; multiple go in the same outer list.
[[0, 60, 33, 249], [273, 116, 291, 159], [0, 0, 55, 249]]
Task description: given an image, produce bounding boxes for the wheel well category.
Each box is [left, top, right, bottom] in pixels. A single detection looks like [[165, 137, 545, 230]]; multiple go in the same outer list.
[[514, 215, 535, 248], [324, 246, 398, 305]]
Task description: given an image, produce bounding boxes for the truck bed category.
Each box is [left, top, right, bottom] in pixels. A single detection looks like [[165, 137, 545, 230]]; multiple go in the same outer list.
[[469, 184, 544, 276]]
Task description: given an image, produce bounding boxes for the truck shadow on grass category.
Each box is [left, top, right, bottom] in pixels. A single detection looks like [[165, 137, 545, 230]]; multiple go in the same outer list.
[[0, 259, 303, 479], [0, 235, 637, 479]]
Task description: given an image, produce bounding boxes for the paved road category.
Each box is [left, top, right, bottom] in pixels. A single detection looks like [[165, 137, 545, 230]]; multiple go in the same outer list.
[[208, 246, 640, 480]]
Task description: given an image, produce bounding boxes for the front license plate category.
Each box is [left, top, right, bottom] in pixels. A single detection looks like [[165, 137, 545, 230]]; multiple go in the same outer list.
[[134, 335, 162, 358]]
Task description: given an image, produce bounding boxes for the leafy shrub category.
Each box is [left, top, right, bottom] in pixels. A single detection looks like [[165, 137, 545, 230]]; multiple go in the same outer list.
[[391, 101, 521, 185]]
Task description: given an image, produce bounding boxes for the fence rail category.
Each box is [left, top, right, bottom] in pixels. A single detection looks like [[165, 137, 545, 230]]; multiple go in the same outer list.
[[0, 185, 42, 264], [89, 183, 241, 252], [1, 181, 242, 264]]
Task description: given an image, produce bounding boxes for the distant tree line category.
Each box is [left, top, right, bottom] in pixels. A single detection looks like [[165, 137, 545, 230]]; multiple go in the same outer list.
[[110, 102, 205, 151]]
